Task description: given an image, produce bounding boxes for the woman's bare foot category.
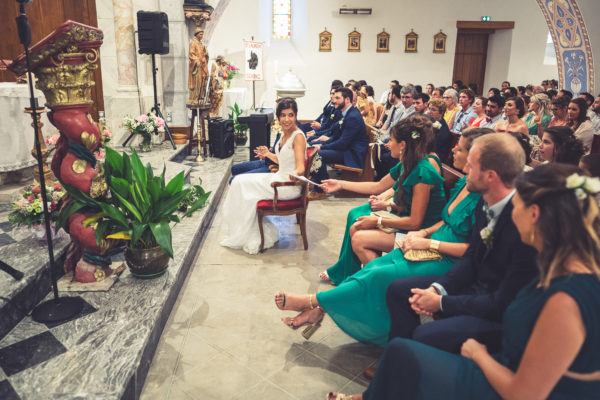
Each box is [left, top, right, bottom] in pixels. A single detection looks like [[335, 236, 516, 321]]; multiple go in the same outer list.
[[274, 292, 311, 311], [281, 307, 324, 328], [319, 271, 335, 285], [326, 392, 362, 400]]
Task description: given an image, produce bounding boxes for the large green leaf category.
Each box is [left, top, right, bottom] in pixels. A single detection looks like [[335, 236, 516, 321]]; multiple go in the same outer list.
[[183, 190, 211, 218], [62, 184, 100, 208], [153, 190, 188, 220], [94, 220, 109, 245], [104, 147, 123, 179], [122, 153, 133, 183], [112, 191, 142, 222], [164, 171, 185, 196], [97, 202, 129, 229], [109, 177, 131, 200], [131, 182, 150, 218], [131, 220, 147, 245], [148, 177, 162, 204], [149, 220, 173, 258], [56, 200, 86, 229], [129, 150, 147, 192]]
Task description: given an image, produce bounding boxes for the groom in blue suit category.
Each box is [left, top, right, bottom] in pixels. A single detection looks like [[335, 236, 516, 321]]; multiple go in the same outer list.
[[310, 87, 368, 196], [385, 133, 538, 355]]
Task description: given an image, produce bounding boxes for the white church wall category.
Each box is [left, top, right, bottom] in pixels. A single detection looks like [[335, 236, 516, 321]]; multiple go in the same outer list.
[[207, 0, 561, 118], [578, 0, 600, 95]]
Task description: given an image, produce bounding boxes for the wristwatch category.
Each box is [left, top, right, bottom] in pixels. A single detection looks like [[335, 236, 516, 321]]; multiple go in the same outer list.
[[386, 205, 392, 212]]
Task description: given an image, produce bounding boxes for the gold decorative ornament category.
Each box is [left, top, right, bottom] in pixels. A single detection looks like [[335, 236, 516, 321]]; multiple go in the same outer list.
[[93, 268, 106, 282], [433, 30, 447, 53], [89, 164, 108, 198], [319, 28, 332, 52], [81, 131, 97, 150], [348, 28, 361, 52], [377, 29, 390, 53], [72, 159, 87, 174]]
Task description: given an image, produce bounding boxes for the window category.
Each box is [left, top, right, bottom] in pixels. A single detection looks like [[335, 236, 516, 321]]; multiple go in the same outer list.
[[544, 32, 557, 66], [273, 0, 291, 39]]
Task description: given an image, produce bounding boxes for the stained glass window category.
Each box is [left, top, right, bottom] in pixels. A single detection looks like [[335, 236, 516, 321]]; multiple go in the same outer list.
[[544, 32, 557, 66], [273, 0, 291, 39]]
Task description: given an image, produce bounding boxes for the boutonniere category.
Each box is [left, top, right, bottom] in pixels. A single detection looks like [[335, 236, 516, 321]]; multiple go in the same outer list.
[[480, 226, 494, 248], [330, 114, 335, 120], [485, 117, 492, 123], [339, 118, 344, 126], [432, 121, 442, 130]]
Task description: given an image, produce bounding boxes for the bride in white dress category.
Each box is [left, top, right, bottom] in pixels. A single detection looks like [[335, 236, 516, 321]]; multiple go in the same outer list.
[[220, 98, 307, 254]]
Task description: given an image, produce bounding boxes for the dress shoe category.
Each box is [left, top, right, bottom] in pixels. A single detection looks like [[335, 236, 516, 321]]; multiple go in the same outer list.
[[308, 191, 327, 201], [363, 366, 376, 380]]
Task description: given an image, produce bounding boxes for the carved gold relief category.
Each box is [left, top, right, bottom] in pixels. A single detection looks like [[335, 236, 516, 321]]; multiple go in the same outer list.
[[35, 59, 97, 107], [81, 131, 97, 150], [72, 159, 87, 174], [90, 163, 108, 199], [93, 268, 106, 282]]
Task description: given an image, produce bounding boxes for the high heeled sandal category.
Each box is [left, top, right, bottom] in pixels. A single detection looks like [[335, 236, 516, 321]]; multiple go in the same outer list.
[[302, 307, 325, 340], [326, 392, 354, 400]]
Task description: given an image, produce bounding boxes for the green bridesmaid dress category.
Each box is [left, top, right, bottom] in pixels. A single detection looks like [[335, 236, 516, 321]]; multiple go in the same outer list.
[[326, 155, 447, 285], [317, 177, 480, 346]]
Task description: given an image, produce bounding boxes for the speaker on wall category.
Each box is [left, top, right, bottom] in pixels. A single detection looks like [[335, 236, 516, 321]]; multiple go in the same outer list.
[[137, 11, 169, 55], [208, 118, 234, 159]]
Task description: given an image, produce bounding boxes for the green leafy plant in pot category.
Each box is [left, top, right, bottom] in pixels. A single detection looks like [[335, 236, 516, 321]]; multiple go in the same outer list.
[[227, 102, 249, 146], [57, 147, 210, 278]]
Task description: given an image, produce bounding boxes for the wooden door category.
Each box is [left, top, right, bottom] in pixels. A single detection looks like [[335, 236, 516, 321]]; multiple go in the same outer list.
[[0, 0, 104, 118], [452, 29, 491, 95]]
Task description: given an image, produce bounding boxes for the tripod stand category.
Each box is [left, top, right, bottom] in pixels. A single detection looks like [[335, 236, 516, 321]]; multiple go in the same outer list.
[[123, 53, 176, 149]]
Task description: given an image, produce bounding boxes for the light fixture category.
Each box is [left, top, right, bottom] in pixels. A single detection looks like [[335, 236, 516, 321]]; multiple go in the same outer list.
[[339, 8, 372, 15]]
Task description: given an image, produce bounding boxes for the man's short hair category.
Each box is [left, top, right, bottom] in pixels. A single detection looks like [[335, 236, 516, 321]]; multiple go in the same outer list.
[[335, 87, 354, 102], [552, 95, 570, 109], [331, 79, 343, 90], [579, 92, 594, 105], [391, 85, 402, 99], [415, 93, 430, 103], [504, 87, 518, 97], [473, 133, 525, 186], [559, 89, 573, 99], [487, 94, 505, 108], [391, 80, 399, 86], [459, 88, 475, 102], [400, 85, 416, 98]]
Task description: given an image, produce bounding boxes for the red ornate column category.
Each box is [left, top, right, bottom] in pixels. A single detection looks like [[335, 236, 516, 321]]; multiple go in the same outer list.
[[8, 21, 115, 283]]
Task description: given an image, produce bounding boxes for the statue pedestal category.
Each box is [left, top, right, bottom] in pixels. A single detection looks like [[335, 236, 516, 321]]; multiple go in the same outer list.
[[220, 87, 248, 118]]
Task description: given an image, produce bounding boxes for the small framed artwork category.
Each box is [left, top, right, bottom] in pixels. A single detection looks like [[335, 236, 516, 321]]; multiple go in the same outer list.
[[433, 30, 447, 53], [376, 29, 390, 52], [319, 28, 332, 52], [405, 29, 418, 53], [348, 29, 361, 52]]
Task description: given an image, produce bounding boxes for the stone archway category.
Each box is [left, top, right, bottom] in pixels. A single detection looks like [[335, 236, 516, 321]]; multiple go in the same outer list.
[[204, 0, 594, 93], [536, 0, 594, 93]]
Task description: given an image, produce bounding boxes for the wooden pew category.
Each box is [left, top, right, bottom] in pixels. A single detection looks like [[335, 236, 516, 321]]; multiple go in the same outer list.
[[442, 163, 464, 200], [332, 124, 376, 198]]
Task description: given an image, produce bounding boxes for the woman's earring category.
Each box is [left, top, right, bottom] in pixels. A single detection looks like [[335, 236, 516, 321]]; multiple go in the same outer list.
[[529, 228, 535, 244]]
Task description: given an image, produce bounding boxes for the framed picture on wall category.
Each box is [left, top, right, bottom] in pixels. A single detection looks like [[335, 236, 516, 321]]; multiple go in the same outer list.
[[377, 29, 390, 52], [319, 29, 332, 52], [433, 30, 447, 53], [348, 29, 361, 52], [405, 29, 418, 53]]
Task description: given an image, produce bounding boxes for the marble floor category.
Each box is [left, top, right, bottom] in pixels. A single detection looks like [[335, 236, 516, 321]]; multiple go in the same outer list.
[[141, 191, 383, 400]]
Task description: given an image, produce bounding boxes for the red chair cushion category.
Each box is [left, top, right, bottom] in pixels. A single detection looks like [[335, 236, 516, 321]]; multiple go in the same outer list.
[[257, 199, 304, 211]]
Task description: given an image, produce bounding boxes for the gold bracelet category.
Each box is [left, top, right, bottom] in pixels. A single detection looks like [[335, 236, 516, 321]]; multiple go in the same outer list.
[[430, 239, 440, 251]]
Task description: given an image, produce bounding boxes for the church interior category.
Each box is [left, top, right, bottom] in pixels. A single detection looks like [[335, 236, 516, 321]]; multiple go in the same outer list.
[[0, 0, 600, 399]]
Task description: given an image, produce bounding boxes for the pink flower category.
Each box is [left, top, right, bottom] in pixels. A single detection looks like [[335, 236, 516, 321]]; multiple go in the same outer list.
[[27, 196, 34, 203], [136, 114, 149, 123], [156, 118, 165, 127], [94, 148, 105, 159], [103, 129, 113, 137], [50, 202, 56, 211], [54, 184, 62, 191], [33, 187, 41, 195]]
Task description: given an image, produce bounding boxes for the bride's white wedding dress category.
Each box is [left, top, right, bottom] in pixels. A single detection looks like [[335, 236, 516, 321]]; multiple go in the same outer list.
[[220, 129, 306, 254]]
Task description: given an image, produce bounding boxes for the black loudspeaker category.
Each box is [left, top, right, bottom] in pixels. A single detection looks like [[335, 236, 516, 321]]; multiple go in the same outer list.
[[208, 118, 234, 159], [137, 11, 169, 55]]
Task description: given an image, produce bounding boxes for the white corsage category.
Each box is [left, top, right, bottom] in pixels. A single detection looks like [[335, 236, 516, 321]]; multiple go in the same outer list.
[[432, 121, 442, 130], [565, 173, 600, 200], [480, 226, 493, 248], [310, 153, 322, 173]]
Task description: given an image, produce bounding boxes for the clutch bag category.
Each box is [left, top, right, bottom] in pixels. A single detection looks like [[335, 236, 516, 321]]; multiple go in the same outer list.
[[371, 211, 400, 234], [399, 247, 443, 262]]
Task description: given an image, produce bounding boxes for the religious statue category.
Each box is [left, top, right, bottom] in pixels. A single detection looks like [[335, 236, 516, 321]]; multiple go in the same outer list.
[[208, 55, 228, 117], [188, 28, 209, 105]]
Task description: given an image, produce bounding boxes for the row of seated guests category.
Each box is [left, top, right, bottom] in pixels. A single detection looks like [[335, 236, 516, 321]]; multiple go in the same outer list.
[[273, 115, 600, 398]]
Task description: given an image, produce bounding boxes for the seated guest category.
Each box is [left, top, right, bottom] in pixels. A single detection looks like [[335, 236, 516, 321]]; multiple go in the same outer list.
[[508, 131, 533, 171], [467, 96, 487, 128], [379, 80, 399, 105], [318, 116, 446, 283], [229, 133, 280, 182], [558, 88, 573, 100], [275, 128, 486, 344], [425, 83, 434, 96], [449, 89, 477, 134], [537, 126, 585, 165], [385, 133, 538, 354], [487, 87, 501, 97], [442, 89, 460, 126], [501, 80, 510, 90], [359, 85, 376, 126], [298, 83, 341, 135], [523, 93, 552, 136], [588, 94, 600, 133], [567, 97, 595, 153], [427, 98, 451, 163], [309, 87, 368, 198], [412, 93, 429, 115], [479, 94, 505, 129], [548, 95, 569, 126], [533, 85, 544, 94], [330, 163, 600, 400], [503, 86, 518, 98], [495, 96, 529, 135], [430, 87, 444, 99], [373, 86, 417, 179]]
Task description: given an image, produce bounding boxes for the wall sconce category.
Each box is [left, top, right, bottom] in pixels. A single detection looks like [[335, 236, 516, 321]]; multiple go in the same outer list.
[[339, 8, 372, 15]]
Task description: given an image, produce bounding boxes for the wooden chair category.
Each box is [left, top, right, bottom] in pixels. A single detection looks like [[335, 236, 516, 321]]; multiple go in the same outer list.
[[441, 163, 464, 200], [256, 148, 318, 252], [591, 134, 600, 154]]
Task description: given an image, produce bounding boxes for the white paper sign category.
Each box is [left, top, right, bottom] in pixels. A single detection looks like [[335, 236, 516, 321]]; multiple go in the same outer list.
[[244, 40, 264, 81]]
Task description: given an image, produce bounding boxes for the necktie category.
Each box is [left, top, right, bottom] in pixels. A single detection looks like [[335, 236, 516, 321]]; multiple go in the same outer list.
[[388, 106, 397, 126], [482, 203, 494, 223]]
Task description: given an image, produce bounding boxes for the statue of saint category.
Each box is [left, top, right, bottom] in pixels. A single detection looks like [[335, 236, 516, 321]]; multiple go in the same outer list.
[[188, 28, 209, 105], [209, 55, 227, 117]]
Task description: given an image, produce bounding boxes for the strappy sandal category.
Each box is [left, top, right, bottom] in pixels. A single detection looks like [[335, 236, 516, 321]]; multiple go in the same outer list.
[[282, 307, 325, 340], [326, 392, 354, 400], [319, 271, 335, 285]]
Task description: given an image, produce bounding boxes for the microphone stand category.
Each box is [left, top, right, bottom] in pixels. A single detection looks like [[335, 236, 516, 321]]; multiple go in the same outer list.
[[16, 0, 84, 323]]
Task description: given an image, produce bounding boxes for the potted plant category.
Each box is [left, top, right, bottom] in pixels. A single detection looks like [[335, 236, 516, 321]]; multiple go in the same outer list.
[[57, 147, 210, 278], [227, 103, 249, 146], [120, 111, 166, 152], [9, 183, 66, 240]]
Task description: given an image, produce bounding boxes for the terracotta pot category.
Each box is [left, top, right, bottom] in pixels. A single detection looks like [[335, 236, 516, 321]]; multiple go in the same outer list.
[[172, 133, 188, 144], [125, 245, 170, 279]]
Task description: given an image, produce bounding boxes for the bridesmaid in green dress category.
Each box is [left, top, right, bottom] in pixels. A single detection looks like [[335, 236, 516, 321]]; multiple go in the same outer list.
[[319, 115, 446, 285], [275, 128, 492, 345], [328, 163, 600, 400]]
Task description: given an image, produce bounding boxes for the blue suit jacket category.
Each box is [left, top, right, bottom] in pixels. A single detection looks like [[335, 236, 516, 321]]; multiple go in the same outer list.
[[298, 101, 337, 134], [320, 105, 368, 169], [436, 198, 538, 322], [313, 108, 342, 137]]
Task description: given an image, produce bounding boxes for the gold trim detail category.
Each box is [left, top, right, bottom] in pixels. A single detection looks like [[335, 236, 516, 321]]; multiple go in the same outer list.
[[72, 159, 87, 174], [81, 131, 97, 150]]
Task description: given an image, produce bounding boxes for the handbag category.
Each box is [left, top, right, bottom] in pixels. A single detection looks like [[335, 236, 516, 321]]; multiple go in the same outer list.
[[395, 240, 443, 262], [371, 210, 400, 234]]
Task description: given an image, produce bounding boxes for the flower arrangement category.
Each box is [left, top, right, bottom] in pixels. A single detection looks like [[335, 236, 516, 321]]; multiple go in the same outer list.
[[565, 173, 600, 200], [8, 184, 66, 227], [121, 112, 165, 140], [225, 62, 240, 88]]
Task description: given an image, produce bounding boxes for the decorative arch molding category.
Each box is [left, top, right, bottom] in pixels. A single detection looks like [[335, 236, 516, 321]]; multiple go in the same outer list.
[[536, 0, 594, 93]]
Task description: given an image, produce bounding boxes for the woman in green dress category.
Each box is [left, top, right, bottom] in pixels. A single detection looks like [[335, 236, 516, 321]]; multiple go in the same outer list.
[[319, 115, 446, 285], [275, 128, 491, 345]]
